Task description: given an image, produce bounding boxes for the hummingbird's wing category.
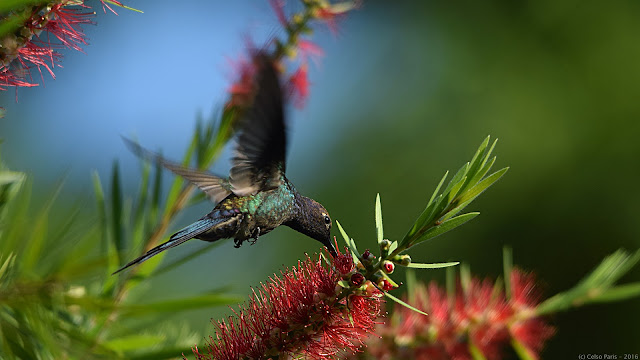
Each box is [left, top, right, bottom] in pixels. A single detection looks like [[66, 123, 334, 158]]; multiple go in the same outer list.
[[229, 53, 287, 196], [122, 137, 233, 204]]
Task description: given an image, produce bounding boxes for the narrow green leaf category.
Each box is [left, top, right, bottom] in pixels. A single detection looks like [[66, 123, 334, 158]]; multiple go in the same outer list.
[[467, 156, 496, 189], [127, 347, 195, 360], [111, 161, 124, 266], [503, 246, 513, 298], [406, 261, 460, 269], [511, 339, 536, 360], [384, 291, 428, 316], [104, 334, 165, 352], [447, 175, 467, 203], [103, 0, 144, 13], [469, 343, 488, 360], [464, 136, 491, 192], [428, 171, 449, 206], [406, 268, 417, 299], [0, 253, 15, 280], [402, 170, 449, 244], [120, 294, 241, 316], [336, 220, 360, 264], [375, 193, 384, 245], [22, 179, 64, 271], [468, 136, 491, 175], [482, 138, 498, 169], [413, 212, 479, 246], [586, 282, 640, 304], [388, 240, 398, 254], [441, 162, 469, 198], [457, 167, 509, 205]]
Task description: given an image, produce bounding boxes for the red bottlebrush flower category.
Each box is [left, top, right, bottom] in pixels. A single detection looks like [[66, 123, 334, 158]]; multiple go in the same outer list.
[[287, 64, 309, 108], [191, 252, 383, 360], [0, 1, 98, 91], [298, 39, 324, 65], [226, 54, 258, 109], [354, 268, 555, 360]]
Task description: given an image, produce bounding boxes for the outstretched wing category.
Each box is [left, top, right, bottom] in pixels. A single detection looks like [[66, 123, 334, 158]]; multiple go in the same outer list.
[[123, 137, 233, 204], [230, 53, 287, 196]]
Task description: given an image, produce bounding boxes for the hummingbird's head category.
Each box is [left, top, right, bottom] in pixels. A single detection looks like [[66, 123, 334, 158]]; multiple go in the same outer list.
[[288, 196, 335, 255]]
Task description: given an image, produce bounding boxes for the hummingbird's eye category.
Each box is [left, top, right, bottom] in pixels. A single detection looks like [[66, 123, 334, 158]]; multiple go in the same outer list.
[[324, 215, 331, 224]]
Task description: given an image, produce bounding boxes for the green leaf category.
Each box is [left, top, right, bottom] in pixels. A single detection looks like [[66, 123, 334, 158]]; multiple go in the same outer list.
[[375, 194, 384, 245], [336, 220, 360, 264], [401, 171, 448, 246], [469, 343, 488, 360], [120, 294, 241, 317], [586, 282, 640, 304], [384, 291, 428, 316], [463, 136, 492, 191], [127, 347, 195, 360], [103, 0, 144, 13], [405, 268, 417, 299], [413, 212, 479, 246], [511, 339, 536, 360], [111, 161, 124, 266], [456, 167, 509, 205], [104, 334, 166, 352], [428, 171, 449, 206], [406, 261, 460, 269], [536, 249, 640, 315], [503, 246, 513, 298], [442, 162, 469, 199]]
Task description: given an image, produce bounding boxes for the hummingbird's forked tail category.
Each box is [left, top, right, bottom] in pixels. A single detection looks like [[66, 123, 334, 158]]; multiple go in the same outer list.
[[112, 218, 217, 275]]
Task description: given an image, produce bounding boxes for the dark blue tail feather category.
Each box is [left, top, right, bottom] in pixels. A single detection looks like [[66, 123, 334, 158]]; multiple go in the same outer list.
[[112, 218, 219, 274]]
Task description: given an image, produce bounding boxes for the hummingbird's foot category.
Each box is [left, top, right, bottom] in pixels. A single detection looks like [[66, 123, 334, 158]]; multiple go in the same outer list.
[[234, 238, 243, 248], [249, 227, 260, 245]]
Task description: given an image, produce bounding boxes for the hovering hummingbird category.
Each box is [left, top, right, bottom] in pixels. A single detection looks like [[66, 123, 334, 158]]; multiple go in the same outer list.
[[114, 53, 334, 274]]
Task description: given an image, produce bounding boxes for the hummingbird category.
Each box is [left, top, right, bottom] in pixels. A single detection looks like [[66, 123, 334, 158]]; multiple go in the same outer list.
[[114, 53, 334, 275]]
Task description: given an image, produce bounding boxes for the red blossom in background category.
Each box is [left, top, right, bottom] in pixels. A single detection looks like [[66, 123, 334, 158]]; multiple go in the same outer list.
[[355, 268, 555, 360], [0, 0, 126, 91], [189, 250, 383, 360]]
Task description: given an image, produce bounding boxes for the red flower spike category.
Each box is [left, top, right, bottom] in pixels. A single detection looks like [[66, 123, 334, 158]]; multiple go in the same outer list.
[[287, 64, 309, 108], [0, 0, 107, 92], [192, 252, 382, 360], [298, 39, 324, 65], [353, 269, 555, 360]]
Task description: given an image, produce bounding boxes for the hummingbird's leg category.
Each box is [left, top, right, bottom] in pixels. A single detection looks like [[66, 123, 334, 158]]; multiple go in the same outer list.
[[250, 227, 260, 245]]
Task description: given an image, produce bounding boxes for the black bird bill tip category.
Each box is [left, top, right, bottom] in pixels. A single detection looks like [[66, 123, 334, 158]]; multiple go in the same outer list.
[[323, 236, 338, 257]]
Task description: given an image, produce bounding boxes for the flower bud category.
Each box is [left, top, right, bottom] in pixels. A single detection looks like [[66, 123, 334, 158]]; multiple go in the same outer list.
[[379, 279, 394, 291], [362, 249, 375, 262], [382, 261, 395, 274], [351, 273, 365, 287], [379, 239, 391, 252], [392, 254, 412, 266]]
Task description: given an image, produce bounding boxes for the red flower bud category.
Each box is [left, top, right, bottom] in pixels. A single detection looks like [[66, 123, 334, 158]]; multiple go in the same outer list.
[[382, 261, 395, 274], [351, 273, 365, 287]]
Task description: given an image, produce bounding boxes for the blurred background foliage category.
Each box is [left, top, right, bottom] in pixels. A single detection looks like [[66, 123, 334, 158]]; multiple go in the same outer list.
[[1, 0, 639, 358]]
